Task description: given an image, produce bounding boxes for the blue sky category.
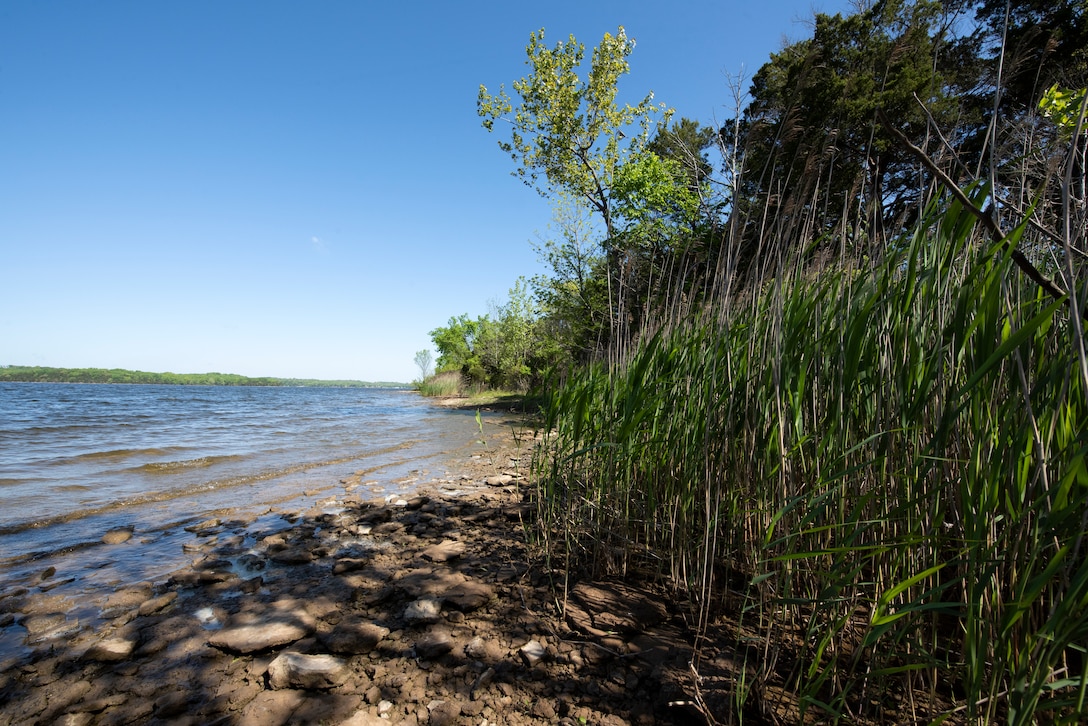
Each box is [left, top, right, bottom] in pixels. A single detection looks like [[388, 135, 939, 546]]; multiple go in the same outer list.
[[1, 1, 854, 383]]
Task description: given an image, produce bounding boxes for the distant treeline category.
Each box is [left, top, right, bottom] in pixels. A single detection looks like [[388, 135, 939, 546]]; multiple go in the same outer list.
[[0, 366, 404, 388]]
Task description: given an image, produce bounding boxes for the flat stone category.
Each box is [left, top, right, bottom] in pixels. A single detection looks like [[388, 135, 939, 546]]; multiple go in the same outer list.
[[565, 581, 669, 637], [153, 691, 190, 718], [185, 518, 221, 534], [332, 557, 369, 575], [239, 690, 304, 724], [208, 620, 313, 653], [321, 619, 389, 655], [483, 474, 514, 487], [422, 540, 465, 563], [267, 651, 349, 690], [21, 612, 68, 636], [137, 591, 177, 616], [269, 547, 313, 565], [102, 526, 134, 545], [84, 637, 135, 662], [443, 581, 494, 612]]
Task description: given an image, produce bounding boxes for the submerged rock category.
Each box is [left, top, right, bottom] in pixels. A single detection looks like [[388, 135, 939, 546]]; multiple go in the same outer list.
[[102, 526, 135, 545]]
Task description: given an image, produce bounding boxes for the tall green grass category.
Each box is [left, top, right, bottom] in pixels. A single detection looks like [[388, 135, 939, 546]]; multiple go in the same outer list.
[[416, 370, 464, 397], [532, 186, 1088, 723]]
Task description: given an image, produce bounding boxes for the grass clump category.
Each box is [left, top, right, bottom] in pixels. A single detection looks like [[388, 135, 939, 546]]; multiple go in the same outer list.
[[416, 370, 463, 397], [532, 189, 1088, 723]]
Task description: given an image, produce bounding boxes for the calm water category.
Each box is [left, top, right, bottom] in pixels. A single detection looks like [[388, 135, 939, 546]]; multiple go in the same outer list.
[[0, 382, 487, 660]]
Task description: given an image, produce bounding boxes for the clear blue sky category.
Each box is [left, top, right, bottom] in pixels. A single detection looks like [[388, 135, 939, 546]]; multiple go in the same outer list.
[[1, 0, 853, 383]]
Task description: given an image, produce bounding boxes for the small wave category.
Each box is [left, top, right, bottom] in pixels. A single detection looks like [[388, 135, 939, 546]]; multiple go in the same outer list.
[[48, 447, 183, 467], [130, 455, 243, 474]]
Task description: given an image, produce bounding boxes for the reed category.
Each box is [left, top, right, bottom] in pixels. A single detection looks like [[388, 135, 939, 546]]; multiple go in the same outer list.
[[416, 370, 464, 397], [532, 184, 1088, 723]]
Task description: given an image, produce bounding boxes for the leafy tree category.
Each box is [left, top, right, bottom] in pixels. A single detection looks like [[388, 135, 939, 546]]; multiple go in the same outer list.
[[477, 26, 669, 240], [430, 314, 483, 375], [531, 194, 611, 366], [722, 0, 966, 268], [647, 117, 718, 197]]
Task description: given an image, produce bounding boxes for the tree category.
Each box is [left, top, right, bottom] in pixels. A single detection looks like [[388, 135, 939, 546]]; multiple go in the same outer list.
[[477, 26, 669, 241], [430, 314, 482, 374], [722, 0, 965, 270], [412, 350, 433, 381], [531, 193, 611, 366]]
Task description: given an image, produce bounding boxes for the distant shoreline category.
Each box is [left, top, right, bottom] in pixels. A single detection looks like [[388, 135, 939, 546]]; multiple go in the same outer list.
[[0, 366, 407, 388]]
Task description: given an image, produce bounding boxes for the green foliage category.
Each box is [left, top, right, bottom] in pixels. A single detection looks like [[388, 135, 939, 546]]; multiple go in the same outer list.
[[531, 194, 611, 365], [429, 280, 552, 392], [478, 26, 669, 238], [1039, 83, 1088, 137]]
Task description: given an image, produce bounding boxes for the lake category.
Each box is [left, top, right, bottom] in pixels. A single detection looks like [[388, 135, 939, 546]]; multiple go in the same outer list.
[[0, 382, 489, 660]]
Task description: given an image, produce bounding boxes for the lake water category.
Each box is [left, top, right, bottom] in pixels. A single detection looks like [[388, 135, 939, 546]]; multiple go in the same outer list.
[[0, 382, 490, 660]]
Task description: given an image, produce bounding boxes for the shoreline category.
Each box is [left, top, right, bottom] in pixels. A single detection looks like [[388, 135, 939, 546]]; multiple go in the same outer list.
[[0, 418, 700, 725]]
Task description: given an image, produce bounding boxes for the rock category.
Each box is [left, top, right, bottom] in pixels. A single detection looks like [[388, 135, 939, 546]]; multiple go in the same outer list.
[[21, 612, 68, 637], [333, 557, 369, 575], [184, 518, 220, 534], [443, 581, 494, 612], [405, 495, 429, 510], [427, 699, 462, 726], [321, 619, 389, 655], [565, 581, 668, 637], [267, 651, 349, 690], [421, 540, 465, 563], [532, 699, 557, 720], [102, 526, 134, 545], [240, 690, 305, 724], [269, 547, 313, 565], [414, 628, 453, 660], [403, 598, 442, 624], [137, 591, 177, 616], [39, 566, 56, 580], [464, 636, 502, 662], [340, 710, 388, 726], [84, 637, 135, 662], [484, 474, 514, 487], [37, 577, 75, 593], [520, 639, 547, 667], [208, 620, 313, 653], [100, 585, 153, 617]]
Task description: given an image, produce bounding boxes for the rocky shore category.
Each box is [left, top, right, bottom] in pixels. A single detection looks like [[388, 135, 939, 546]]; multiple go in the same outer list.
[[0, 419, 712, 725]]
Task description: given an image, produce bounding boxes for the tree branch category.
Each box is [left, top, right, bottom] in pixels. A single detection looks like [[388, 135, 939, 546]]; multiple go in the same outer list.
[[878, 109, 1071, 307]]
